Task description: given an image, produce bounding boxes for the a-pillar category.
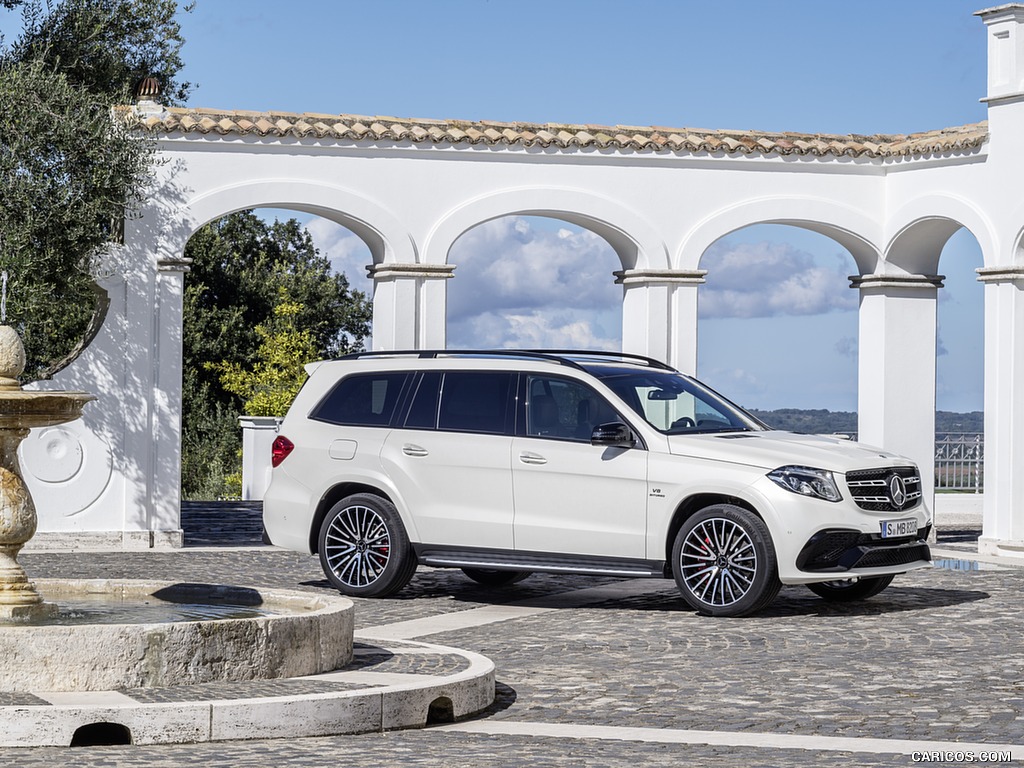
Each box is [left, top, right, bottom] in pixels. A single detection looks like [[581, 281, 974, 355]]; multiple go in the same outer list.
[[852, 274, 943, 520], [616, 269, 707, 373], [368, 263, 455, 350], [977, 266, 1024, 555]]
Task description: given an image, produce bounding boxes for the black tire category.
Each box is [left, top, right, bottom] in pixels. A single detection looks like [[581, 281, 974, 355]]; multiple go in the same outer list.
[[461, 568, 532, 587], [806, 574, 894, 602], [672, 504, 781, 617], [317, 493, 417, 597]]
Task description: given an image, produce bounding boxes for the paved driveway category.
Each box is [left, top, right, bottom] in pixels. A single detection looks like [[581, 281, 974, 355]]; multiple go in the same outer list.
[[6, 506, 1021, 767]]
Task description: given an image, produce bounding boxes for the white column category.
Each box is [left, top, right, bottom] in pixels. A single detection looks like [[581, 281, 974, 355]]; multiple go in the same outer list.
[[854, 274, 943, 520], [368, 264, 455, 350], [616, 269, 706, 372], [145, 254, 191, 549], [240, 416, 281, 501], [977, 267, 1024, 555]]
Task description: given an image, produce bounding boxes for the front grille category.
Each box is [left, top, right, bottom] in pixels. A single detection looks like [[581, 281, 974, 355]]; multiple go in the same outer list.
[[797, 526, 931, 571], [845, 466, 922, 512]]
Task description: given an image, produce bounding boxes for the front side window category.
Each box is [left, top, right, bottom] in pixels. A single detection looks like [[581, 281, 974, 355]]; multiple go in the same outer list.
[[436, 372, 514, 434], [594, 370, 761, 434], [310, 372, 410, 427], [525, 375, 621, 441]]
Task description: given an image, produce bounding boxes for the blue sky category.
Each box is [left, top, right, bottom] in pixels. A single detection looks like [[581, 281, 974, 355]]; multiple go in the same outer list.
[[3, 0, 990, 412]]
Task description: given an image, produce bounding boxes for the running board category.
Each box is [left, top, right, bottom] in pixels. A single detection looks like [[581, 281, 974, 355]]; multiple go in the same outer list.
[[413, 544, 668, 579]]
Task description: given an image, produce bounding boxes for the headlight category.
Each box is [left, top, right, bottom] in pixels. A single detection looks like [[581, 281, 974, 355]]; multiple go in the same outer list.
[[768, 466, 842, 503]]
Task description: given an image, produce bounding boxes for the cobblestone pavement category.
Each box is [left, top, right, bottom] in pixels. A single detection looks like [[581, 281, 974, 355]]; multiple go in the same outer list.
[[3, 513, 1020, 766]]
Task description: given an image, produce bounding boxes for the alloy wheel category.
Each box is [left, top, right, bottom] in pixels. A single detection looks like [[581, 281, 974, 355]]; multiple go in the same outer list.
[[322, 504, 392, 588], [678, 517, 758, 607]]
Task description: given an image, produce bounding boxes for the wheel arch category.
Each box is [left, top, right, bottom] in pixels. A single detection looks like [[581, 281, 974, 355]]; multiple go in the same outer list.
[[663, 493, 761, 568], [310, 482, 396, 555]]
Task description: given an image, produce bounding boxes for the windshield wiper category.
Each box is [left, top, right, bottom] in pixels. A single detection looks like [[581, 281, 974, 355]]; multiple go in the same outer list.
[[669, 425, 752, 435]]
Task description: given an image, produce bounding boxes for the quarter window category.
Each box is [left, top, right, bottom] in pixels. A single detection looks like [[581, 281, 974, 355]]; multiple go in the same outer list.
[[310, 372, 409, 427]]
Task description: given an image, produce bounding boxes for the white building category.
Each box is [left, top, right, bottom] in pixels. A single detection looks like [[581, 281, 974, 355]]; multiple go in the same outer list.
[[24, 4, 1024, 558]]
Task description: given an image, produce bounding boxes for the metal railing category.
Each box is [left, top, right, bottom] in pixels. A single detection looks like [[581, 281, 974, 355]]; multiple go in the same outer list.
[[821, 431, 984, 493], [935, 433, 984, 492]]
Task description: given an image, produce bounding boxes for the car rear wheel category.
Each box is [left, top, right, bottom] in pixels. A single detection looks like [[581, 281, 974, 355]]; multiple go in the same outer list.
[[318, 493, 417, 597], [672, 504, 781, 617], [806, 574, 894, 602], [461, 568, 532, 587]]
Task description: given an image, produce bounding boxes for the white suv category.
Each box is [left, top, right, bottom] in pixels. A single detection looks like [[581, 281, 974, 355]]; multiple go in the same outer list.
[[263, 350, 931, 617]]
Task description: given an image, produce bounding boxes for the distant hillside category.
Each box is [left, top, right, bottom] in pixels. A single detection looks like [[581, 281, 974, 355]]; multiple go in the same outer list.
[[748, 409, 984, 435]]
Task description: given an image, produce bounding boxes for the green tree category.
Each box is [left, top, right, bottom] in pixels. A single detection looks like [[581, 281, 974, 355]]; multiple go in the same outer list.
[[210, 293, 319, 418], [181, 211, 371, 499], [0, 58, 153, 378], [0, 0, 191, 379], [8, 0, 191, 104]]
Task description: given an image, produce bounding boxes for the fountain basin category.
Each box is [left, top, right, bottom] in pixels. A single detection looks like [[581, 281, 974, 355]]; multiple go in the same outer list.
[[0, 579, 353, 692], [0, 389, 94, 428]]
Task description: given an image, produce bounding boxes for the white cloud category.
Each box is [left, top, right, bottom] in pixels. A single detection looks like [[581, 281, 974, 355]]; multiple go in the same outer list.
[[447, 217, 621, 321], [699, 241, 857, 319], [303, 214, 624, 352], [303, 217, 374, 296], [449, 309, 620, 351]]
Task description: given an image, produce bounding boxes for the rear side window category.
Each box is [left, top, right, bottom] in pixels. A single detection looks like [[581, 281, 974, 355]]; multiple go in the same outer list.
[[436, 372, 514, 434], [310, 372, 410, 426]]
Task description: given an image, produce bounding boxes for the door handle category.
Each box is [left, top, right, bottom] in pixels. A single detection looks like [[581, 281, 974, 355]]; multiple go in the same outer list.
[[402, 444, 429, 457], [519, 451, 547, 465]]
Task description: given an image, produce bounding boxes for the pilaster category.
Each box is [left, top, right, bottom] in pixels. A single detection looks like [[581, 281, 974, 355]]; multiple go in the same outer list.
[[146, 254, 191, 548], [616, 269, 707, 373]]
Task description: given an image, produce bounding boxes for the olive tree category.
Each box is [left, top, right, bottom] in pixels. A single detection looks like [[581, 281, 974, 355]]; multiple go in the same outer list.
[[0, 0, 190, 378], [0, 58, 153, 378]]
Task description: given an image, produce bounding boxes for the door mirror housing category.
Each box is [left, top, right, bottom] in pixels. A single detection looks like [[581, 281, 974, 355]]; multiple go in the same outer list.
[[591, 422, 636, 448]]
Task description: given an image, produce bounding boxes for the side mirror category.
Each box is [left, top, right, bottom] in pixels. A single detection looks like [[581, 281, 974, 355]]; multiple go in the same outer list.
[[591, 422, 636, 448]]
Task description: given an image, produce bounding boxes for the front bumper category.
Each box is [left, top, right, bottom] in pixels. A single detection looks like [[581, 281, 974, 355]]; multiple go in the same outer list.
[[796, 525, 932, 572]]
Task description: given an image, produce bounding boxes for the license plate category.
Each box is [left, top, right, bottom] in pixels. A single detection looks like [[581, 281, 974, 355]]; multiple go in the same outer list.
[[880, 518, 918, 538]]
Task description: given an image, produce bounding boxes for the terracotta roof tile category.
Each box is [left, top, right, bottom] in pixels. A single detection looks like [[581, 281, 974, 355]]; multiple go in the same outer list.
[[123, 106, 989, 159]]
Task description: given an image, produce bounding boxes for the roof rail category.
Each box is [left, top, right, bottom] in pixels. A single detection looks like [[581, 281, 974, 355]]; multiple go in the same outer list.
[[334, 349, 675, 371], [521, 349, 675, 371]]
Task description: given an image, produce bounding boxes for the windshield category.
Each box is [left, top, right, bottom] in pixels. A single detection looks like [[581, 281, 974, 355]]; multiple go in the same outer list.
[[590, 369, 763, 435]]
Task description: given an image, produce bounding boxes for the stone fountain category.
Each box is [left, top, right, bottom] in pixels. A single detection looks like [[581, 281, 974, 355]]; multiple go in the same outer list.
[[0, 322, 352, 698], [0, 324, 93, 621], [0, 310, 491, 746]]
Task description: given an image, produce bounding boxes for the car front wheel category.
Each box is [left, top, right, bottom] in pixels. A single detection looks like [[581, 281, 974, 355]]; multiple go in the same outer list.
[[672, 504, 781, 617], [318, 493, 417, 597]]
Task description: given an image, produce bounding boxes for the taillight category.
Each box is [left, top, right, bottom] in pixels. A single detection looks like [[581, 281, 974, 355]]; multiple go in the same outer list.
[[271, 435, 295, 467]]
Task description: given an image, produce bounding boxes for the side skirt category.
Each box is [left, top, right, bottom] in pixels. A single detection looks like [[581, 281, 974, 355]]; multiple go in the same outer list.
[[413, 544, 669, 579]]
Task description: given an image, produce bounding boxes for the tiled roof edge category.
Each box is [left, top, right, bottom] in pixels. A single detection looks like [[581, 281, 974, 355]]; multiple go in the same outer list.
[[120, 107, 989, 159]]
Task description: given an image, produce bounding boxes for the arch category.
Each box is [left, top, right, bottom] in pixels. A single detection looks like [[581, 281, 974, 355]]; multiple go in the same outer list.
[[885, 194, 997, 272], [678, 196, 882, 275], [1011, 224, 1024, 266], [70, 722, 132, 746], [159, 178, 416, 266], [426, 696, 456, 724], [422, 187, 670, 271]]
